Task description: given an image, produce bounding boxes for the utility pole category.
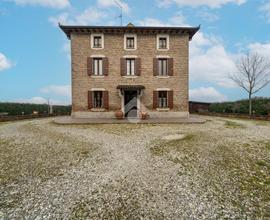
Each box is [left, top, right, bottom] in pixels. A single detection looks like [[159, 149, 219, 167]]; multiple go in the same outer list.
[[114, 0, 123, 26], [47, 98, 50, 115]]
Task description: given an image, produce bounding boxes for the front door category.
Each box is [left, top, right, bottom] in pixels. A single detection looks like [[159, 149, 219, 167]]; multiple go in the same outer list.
[[124, 90, 138, 118]]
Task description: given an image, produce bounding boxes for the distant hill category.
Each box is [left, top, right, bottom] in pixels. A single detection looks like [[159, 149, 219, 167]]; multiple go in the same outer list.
[[209, 97, 270, 115], [0, 102, 71, 116]]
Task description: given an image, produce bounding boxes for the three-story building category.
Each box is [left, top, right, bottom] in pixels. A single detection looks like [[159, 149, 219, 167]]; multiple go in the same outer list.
[[60, 23, 199, 119]]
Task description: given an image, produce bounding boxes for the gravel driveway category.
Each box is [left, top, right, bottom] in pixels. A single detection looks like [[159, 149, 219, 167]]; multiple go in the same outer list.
[[0, 117, 269, 219]]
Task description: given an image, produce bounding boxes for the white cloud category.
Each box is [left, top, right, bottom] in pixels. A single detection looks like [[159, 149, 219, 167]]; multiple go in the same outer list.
[[12, 0, 70, 9], [15, 97, 70, 105], [0, 53, 12, 72], [157, 0, 246, 8], [97, 0, 130, 13], [189, 87, 228, 102], [138, 14, 236, 91], [49, 7, 105, 26], [197, 10, 219, 22], [248, 42, 270, 58], [137, 12, 188, 26], [16, 97, 48, 104], [190, 32, 237, 88], [260, 1, 270, 23], [40, 85, 71, 97]]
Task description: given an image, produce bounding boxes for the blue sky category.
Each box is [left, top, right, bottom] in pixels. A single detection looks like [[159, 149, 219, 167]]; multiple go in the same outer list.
[[0, 0, 270, 105]]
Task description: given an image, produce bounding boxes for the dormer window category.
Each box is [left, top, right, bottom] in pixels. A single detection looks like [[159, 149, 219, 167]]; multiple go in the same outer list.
[[91, 34, 104, 49], [124, 34, 137, 50], [157, 34, 169, 50]]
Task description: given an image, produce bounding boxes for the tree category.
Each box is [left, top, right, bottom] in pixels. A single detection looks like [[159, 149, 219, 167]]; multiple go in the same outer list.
[[229, 53, 270, 115]]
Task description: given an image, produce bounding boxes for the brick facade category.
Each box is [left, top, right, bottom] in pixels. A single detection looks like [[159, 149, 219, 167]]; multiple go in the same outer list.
[[60, 25, 199, 119]]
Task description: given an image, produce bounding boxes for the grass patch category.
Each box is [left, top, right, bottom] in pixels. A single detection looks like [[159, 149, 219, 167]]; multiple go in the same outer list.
[[225, 120, 246, 128], [201, 142, 270, 218], [69, 179, 165, 219], [149, 134, 196, 157], [253, 120, 270, 126], [150, 129, 270, 218], [0, 124, 98, 185], [92, 124, 158, 136]]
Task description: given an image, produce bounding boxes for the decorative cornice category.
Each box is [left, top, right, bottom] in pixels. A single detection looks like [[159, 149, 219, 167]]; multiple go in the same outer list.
[[59, 24, 200, 41]]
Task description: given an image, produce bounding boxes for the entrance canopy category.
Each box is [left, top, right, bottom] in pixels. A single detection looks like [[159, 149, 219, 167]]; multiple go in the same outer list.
[[117, 85, 145, 91]]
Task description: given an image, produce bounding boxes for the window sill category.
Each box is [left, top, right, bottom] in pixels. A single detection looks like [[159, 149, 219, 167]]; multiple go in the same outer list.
[[156, 108, 170, 112], [91, 47, 104, 50], [123, 75, 138, 79], [91, 75, 105, 79], [157, 48, 169, 51], [91, 108, 105, 112], [124, 48, 137, 51], [156, 76, 170, 79]]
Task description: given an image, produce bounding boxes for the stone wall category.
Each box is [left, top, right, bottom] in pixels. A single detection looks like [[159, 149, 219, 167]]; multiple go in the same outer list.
[[71, 32, 190, 117]]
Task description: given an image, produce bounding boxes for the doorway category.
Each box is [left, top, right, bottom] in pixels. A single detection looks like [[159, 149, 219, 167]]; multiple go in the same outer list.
[[124, 90, 138, 118]]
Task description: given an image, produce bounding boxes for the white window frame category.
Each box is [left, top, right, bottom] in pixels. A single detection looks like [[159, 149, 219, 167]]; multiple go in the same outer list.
[[126, 58, 135, 76], [124, 34, 137, 50], [92, 90, 103, 108], [93, 58, 103, 76], [91, 34, 104, 50], [158, 58, 168, 76], [157, 34, 169, 51], [158, 91, 168, 108]]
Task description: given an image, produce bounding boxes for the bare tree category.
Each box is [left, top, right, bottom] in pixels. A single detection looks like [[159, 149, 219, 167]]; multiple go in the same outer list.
[[230, 53, 270, 115]]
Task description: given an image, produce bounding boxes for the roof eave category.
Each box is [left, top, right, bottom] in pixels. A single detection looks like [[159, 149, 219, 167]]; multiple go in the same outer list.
[[59, 24, 200, 40]]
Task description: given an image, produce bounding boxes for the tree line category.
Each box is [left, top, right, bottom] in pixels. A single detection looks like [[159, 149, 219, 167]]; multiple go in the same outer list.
[[209, 97, 270, 115], [0, 103, 71, 116]]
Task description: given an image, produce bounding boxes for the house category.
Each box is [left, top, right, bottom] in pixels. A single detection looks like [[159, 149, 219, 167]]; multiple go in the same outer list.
[[60, 23, 199, 119]]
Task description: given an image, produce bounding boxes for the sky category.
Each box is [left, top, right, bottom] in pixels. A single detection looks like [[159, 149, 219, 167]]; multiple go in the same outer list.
[[0, 0, 270, 105]]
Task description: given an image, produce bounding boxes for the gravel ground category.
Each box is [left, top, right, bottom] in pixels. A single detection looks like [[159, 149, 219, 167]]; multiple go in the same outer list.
[[0, 117, 269, 219]]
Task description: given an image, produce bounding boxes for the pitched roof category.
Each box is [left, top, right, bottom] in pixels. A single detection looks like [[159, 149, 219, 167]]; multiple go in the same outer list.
[[59, 24, 200, 40]]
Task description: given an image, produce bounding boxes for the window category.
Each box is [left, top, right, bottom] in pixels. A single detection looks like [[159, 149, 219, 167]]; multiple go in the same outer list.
[[93, 58, 103, 75], [126, 59, 135, 76], [91, 34, 104, 49], [124, 34, 137, 50], [126, 37, 135, 49], [157, 34, 169, 50], [159, 38, 167, 49], [93, 91, 103, 108], [93, 36, 102, 48], [158, 59, 168, 76], [158, 91, 168, 108]]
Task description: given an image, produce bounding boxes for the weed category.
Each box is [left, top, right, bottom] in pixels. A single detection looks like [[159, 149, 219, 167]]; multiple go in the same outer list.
[[225, 121, 246, 128]]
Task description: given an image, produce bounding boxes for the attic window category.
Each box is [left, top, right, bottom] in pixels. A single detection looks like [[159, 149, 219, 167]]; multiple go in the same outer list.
[[124, 34, 137, 50], [91, 34, 104, 49], [93, 36, 102, 48], [157, 34, 169, 50]]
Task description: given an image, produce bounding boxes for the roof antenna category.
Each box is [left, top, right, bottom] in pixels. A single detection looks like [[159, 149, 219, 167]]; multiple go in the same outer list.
[[114, 0, 123, 26]]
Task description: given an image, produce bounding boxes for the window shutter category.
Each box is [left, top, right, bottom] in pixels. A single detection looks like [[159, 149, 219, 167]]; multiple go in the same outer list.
[[153, 91, 158, 109], [168, 58, 174, 76], [153, 58, 158, 76], [120, 58, 126, 76], [103, 57, 109, 76], [135, 58, 141, 76], [168, 90, 174, 109], [87, 57, 93, 76], [103, 91, 109, 109], [88, 91, 93, 109]]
